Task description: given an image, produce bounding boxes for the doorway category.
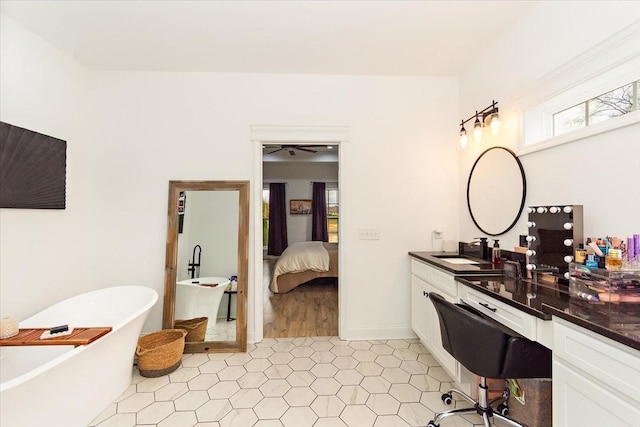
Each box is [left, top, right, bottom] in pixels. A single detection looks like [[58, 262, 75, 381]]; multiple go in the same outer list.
[[251, 126, 349, 344], [262, 144, 339, 338]]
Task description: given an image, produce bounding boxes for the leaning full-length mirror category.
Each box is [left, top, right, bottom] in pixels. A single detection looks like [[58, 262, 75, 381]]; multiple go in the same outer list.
[[163, 180, 249, 352]]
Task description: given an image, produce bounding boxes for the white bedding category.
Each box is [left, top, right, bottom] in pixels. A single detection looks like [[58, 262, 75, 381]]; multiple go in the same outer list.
[[270, 241, 329, 290]]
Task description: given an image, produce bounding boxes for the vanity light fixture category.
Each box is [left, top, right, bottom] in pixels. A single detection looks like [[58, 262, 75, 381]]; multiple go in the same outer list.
[[458, 100, 500, 148]]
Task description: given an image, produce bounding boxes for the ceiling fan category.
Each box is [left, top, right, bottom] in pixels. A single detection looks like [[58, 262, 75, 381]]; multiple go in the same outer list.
[[265, 144, 326, 156]]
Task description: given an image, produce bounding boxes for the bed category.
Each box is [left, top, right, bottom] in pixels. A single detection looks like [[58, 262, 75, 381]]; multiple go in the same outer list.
[[269, 241, 339, 293]]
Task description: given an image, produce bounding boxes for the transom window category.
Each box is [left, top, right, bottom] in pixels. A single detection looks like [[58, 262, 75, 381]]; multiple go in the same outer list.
[[553, 80, 639, 137], [518, 23, 640, 155]]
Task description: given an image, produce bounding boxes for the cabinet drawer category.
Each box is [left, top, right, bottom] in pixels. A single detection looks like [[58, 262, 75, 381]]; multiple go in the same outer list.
[[553, 318, 640, 403], [410, 259, 456, 297], [459, 286, 537, 340]]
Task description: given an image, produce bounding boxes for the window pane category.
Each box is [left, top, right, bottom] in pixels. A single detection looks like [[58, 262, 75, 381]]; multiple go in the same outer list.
[[589, 83, 633, 125], [328, 218, 338, 243], [326, 189, 338, 243], [553, 103, 586, 136]]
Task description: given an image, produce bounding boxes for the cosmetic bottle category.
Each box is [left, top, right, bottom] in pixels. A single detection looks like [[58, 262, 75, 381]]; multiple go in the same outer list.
[[605, 249, 623, 270], [575, 244, 587, 264], [492, 239, 501, 267], [585, 254, 598, 269]]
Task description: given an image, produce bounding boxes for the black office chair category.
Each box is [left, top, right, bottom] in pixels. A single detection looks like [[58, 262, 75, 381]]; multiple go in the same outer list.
[[426, 292, 551, 427]]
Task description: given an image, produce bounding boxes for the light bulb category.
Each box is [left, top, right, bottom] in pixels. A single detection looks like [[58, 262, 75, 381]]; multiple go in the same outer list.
[[459, 122, 468, 148], [526, 264, 537, 271], [564, 255, 574, 263], [564, 272, 570, 280], [526, 249, 536, 256], [473, 113, 483, 142], [527, 221, 536, 228], [527, 207, 535, 213], [563, 206, 573, 213], [549, 206, 560, 213], [473, 125, 483, 142], [460, 133, 469, 148], [563, 222, 573, 230], [490, 115, 500, 134], [526, 235, 536, 242], [564, 239, 573, 246], [537, 207, 548, 213]]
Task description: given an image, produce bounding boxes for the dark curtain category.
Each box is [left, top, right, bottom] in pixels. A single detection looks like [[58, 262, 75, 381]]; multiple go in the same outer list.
[[268, 183, 288, 256], [312, 182, 329, 242]]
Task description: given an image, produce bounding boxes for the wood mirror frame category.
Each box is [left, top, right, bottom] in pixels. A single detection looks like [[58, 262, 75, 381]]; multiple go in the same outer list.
[[163, 180, 249, 353]]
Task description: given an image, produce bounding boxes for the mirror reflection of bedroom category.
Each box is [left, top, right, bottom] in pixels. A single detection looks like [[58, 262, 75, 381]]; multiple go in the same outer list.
[[262, 144, 339, 338]]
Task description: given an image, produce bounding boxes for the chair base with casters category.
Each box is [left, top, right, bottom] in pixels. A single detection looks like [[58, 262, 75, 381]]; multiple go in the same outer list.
[[428, 377, 520, 427], [426, 292, 552, 427]]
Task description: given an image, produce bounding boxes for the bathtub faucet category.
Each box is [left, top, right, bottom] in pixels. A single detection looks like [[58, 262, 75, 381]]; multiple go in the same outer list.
[[188, 245, 202, 279]]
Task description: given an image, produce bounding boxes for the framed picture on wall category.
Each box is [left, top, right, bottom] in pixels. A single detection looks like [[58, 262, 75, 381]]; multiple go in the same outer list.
[[290, 199, 312, 215]]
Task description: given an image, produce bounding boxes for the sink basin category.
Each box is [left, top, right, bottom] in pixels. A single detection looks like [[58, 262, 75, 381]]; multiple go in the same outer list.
[[430, 254, 484, 265], [437, 258, 479, 265]]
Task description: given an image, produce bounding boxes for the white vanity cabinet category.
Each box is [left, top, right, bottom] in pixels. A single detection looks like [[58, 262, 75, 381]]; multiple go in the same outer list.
[[552, 317, 640, 427], [410, 259, 473, 394]]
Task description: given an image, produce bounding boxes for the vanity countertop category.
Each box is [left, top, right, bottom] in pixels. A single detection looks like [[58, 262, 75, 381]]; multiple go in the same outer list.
[[410, 251, 640, 352]]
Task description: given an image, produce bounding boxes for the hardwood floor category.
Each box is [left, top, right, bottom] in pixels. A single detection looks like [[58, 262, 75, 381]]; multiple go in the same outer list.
[[263, 258, 338, 338]]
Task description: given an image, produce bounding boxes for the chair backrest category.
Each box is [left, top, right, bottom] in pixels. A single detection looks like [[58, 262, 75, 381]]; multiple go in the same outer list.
[[429, 292, 551, 379]]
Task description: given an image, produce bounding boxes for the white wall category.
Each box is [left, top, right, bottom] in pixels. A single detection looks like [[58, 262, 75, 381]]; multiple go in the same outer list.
[[263, 162, 338, 244], [1, 13, 460, 339], [458, 2, 640, 251], [0, 14, 94, 321]]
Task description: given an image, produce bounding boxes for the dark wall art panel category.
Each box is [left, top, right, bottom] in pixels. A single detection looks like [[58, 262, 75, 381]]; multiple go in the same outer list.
[[0, 121, 67, 209]]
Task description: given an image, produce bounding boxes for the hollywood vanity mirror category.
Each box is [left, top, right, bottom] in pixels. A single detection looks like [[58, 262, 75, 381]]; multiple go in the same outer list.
[[467, 147, 527, 236], [163, 180, 249, 352]]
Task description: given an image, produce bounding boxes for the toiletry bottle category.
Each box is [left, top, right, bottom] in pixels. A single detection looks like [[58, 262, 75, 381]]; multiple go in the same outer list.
[[605, 248, 623, 270], [575, 244, 587, 264], [492, 239, 501, 267]]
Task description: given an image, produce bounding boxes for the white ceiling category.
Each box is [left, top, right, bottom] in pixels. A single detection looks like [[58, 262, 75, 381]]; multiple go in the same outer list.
[[1, 0, 537, 76]]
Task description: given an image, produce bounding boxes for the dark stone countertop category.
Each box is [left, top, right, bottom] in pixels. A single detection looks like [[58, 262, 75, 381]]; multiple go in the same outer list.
[[410, 251, 640, 352], [408, 251, 499, 275]]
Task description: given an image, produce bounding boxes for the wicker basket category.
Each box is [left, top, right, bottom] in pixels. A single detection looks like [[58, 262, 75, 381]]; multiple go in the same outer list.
[[174, 317, 208, 342], [136, 329, 187, 377]]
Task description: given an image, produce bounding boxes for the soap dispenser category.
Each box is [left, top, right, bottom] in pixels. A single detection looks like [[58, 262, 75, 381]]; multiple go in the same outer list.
[[492, 239, 502, 267]]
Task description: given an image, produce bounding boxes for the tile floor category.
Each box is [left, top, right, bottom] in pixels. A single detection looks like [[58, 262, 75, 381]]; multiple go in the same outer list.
[[90, 337, 499, 427]]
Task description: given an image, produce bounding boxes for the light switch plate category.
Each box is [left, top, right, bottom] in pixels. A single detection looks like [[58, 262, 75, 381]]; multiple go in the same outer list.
[[359, 229, 380, 240]]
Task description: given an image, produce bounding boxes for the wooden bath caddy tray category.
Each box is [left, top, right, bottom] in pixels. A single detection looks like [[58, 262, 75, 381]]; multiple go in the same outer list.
[[0, 327, 112, 347]]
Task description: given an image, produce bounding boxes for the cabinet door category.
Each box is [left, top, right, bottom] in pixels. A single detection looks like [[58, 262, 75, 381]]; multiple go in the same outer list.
[[424, 284, 460, 382], [410, 274, 430, 344], [553, 360, 640, 426], [412, 275, 457, 378]]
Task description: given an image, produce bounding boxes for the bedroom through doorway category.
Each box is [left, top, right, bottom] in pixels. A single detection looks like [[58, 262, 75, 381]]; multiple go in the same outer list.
[[262, 143, 339, 338]]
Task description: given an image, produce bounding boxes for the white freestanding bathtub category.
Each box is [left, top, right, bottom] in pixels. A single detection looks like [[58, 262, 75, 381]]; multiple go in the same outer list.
[[0, 285, 158, 427], [175, 277, 230, 339]]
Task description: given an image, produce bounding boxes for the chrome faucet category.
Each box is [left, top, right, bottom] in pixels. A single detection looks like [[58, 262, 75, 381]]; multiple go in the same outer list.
[[188, 244, 202, 279]]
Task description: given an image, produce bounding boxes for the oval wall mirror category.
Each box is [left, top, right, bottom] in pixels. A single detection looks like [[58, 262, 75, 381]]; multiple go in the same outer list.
[[467, 147, 526, 236], [163, 180, 249, 353]]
